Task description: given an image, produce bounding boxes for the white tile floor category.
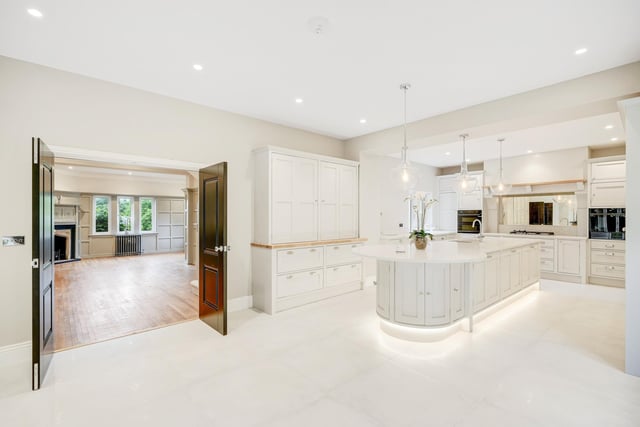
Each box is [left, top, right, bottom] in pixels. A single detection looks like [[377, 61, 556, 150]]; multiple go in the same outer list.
[[1, 280, 640, 426]]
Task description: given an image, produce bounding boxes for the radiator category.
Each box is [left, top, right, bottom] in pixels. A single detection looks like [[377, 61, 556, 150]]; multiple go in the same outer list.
[[115, 234, 142, 256]]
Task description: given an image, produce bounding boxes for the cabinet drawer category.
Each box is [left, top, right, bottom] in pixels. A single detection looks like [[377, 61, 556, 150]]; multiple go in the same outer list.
[[590, 240, 625, 251], [326, 263, 361, 287], [591, 263, 625, 280], [276, 269, 323, 298], [277, 247, 323, 273], [540, 247, 555, 259], [325, 243, 362, 266], [540, 239, 554, 248], [591, 250, 625, 266], [540, 258, 555, 272], [591, 161, 626, 181]]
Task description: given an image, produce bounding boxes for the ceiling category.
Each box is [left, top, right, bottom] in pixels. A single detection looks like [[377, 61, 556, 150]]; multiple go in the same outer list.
[[394, 112, 625, 167], [1, 1, 639, 139]]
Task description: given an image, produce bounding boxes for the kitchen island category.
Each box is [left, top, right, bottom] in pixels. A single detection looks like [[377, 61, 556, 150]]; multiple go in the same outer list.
[[353, 237, 542, 341]]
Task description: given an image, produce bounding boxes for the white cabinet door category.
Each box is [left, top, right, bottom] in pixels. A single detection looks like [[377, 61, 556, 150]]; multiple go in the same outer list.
[[450, 264, 465, 321], [438, 192, 458, 231], [438, 176, 457, 193], [459, 190, 483, 210], [394, 263, 425, 325], [508, 248, 521, 291], [376, 261, 393, 319], [591, 181, 626, 208], [557, 239, 581, 275], [591, 160, 626, 181], [425, 264, 450, 326], [271, 154, 318, 243], [520, 246, 531, 287], [500, 251, 512, 296], [318, 162, 339, 240], [471, 262, 486, 312], [484, 252, 500, 306], [527, 244, 540, 284], [338, 165, 358, 238]]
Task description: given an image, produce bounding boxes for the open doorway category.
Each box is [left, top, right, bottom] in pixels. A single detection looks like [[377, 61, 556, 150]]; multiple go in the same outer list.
[[52, 159, 200, 350]]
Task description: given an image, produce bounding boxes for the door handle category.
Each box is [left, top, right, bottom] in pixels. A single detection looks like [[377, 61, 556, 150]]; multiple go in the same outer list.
[[214, 245, 231, 252]]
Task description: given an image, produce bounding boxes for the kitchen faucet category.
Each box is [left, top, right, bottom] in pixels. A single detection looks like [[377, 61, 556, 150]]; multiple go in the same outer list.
[[472, 219, 483, 237]]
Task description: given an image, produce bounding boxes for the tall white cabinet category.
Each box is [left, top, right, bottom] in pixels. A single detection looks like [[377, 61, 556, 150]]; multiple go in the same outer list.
[[254, 147, 359, 244], [252, 147, 363, 314]]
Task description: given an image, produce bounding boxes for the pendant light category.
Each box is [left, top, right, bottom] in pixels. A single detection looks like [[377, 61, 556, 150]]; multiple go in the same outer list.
[[457, 133, 477, 193], [392, 83, 418, 193], [490, 138, 512, 196]]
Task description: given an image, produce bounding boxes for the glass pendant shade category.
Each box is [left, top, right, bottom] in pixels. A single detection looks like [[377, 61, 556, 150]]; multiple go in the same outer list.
[[457, 134, 478, 193], [393, 83, 418, 193], [490, 138, 512, 196]]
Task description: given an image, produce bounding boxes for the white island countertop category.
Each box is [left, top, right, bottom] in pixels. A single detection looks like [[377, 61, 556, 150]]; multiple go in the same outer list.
[[483, 233, 588, 241], [353, 237, 543, 264]]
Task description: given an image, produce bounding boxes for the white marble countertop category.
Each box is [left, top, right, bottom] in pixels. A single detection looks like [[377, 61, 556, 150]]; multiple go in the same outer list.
[[483, 233, 588, 241], [353, 237, 542, 264]]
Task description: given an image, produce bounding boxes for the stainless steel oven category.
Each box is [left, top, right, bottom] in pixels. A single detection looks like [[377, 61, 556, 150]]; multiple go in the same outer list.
[[589, 208, 625, 240], [457, 210, 482, 234]]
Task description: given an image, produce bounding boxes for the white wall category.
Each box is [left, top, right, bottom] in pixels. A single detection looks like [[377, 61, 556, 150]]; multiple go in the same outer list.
[[0, 55, 344, 348], [623, 98, 640, 376], [55, 170, 186, 198]]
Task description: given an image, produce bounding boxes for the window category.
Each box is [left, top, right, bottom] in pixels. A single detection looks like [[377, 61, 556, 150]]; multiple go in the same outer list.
[[117, 196, 134, 233], [93, 196, 111, 234], [139, 197, 155, 233]]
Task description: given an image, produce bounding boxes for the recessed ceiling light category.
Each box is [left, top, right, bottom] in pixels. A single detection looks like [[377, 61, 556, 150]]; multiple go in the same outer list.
[[67, 166, 73, 170], [575, 47, 588, 55], [527, 150, 533, 154], [295, 98, 304, 104], [359, 118, 367, 124], [127, 171, 133, 175], [466, 158, 470, 162], [193, 64, 203, 71], [611, 137, 618, 142], [27, 9, 43, 18], [604, 125, 614, 130], [445, 152, 451, 156]]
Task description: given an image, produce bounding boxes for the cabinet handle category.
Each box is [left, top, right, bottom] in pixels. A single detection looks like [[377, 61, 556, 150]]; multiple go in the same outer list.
[[453, 288, 459, 292], [606, 266, 615, 271], [426, 292, 431, 296], [310, 271, 316, 275], [286, 275, 293, 279], [352, 245, 358, 248], [419, 291, 424, 295], [333, 268, 338, 271], [605, 244, 615, 249], [606, 252, 615, 256], [310, 248, 317, 252], [487, 255, 493, 259], [351, 264, 357, 268], [286, 251, 294, 255], [511, 249, 517, 253], [334, 246, 340, 250]]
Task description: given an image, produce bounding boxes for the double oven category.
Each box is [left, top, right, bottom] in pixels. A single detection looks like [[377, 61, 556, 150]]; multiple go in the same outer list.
[[589, 208, 625, 240], [457, 210, 482, 234]]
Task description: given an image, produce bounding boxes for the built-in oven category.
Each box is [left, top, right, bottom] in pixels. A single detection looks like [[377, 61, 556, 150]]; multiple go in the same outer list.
[[457, 210, 482, 234], [589, 208, 625, 240]]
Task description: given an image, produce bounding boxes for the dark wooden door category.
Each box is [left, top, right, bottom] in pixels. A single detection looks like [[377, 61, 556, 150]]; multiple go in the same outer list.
[[198, 162, 228, 335], [32, 137, 55, 390]]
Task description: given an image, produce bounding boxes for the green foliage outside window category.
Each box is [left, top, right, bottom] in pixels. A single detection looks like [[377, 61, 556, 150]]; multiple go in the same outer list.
[[119, 198, 132, 232], [141, 198, 153, 232], [95, 197, 109, 232]]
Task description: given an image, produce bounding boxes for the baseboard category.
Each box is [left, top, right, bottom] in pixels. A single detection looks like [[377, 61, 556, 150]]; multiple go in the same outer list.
[[0, 341, 30, 368], [228, 295, 253, 312]]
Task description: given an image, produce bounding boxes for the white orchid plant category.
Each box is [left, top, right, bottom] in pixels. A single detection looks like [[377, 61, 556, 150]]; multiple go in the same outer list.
[[404, 191, 438, 240]]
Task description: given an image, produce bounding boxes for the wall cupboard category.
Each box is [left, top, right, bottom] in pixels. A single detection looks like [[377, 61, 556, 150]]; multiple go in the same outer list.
[[589, 159, 626, 208]]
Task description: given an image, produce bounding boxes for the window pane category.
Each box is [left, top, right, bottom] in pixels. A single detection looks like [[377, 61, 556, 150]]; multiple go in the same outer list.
[[119, 198, 133, 232], [95, 197, 109, 233], [141, 198, 153, 232]]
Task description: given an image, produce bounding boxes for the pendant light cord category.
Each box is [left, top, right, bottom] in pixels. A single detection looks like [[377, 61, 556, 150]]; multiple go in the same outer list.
[[400, 83, 410, 164]]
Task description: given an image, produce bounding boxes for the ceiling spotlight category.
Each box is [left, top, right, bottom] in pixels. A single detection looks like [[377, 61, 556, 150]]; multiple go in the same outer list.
[[611, 137, 618, 142], [445, 152, 451, 156], [127, 171, 133, 175], [466, 158, 470, 162], [575, 47, 588, 55], [27, 9, 43, 18], [359, 118, 367, 124], [193, 64, 203, 71], [604, 125, 614, 130], [295, 98, 304, 104], [67, 166, 73, 170], [527, 150, 533, 154]]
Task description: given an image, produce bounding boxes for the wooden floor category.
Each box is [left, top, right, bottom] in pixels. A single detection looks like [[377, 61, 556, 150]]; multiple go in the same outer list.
[[54, 252, 198, 351]]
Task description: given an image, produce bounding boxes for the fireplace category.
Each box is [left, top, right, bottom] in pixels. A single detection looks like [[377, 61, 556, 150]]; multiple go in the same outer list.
[[54, 224, 77, 263]]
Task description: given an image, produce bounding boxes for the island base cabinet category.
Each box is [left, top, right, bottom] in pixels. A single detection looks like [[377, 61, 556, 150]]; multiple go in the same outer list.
[[376, 261, 393, 319], [394, 263, 426, 325], [425, 265, 450, 326], [450, 264, 465, 321]]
